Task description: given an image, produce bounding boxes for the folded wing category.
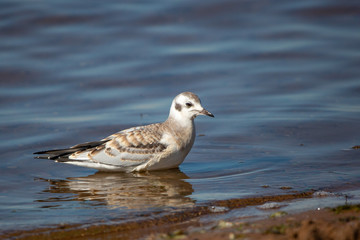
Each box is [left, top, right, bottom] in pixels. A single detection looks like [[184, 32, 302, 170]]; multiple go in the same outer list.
[[70, 123, 167, 167]]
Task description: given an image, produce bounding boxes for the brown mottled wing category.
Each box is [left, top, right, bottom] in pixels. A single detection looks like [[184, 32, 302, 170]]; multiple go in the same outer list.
[[69, 123, 167, 167]]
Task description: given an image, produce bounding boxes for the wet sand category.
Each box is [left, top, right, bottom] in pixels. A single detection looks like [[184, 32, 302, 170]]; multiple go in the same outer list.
[[2, 191, 359, 240], [156, 205, 360, 240], [1, 190, 345, 240]]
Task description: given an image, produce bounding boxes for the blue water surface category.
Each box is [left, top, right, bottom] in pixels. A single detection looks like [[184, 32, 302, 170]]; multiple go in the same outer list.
[[1, 0, 360, 232]]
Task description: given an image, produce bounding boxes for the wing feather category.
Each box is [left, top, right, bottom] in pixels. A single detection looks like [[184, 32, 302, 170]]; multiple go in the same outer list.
[[69, 123, 167, 167], [33, 140, 109, 160]]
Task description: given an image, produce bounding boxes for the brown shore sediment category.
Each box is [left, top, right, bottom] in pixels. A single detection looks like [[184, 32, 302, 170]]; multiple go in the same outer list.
[[1, 191, 314, 240], [156, 204, 360, 240]]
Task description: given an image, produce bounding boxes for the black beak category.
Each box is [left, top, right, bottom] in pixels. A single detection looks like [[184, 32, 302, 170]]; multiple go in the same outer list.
[[200, 109, 214, 117]]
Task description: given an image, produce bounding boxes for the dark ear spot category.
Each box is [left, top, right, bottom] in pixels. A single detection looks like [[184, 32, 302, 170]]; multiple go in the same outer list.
[[175, 103, 182, 112]]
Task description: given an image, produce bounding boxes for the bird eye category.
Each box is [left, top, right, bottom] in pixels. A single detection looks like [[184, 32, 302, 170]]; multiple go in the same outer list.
[[185, 102, 193, 107]]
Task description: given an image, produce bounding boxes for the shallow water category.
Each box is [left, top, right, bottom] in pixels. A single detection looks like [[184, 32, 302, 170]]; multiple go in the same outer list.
[[1, 0, 360, 233]]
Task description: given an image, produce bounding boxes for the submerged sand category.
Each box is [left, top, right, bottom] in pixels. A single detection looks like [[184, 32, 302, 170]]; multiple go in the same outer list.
[[3, 191, 360, 240]]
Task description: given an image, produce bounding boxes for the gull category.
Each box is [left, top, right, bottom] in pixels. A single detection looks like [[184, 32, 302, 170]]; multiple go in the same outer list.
[[34, 92, 214, 172]]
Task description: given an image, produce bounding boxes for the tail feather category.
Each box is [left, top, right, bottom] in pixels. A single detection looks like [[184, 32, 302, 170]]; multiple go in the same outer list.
[[34, 140, 109, 161]]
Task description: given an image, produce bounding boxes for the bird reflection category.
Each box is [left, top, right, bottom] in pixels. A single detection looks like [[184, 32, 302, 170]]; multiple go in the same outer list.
[[36, 169, 195, 210]]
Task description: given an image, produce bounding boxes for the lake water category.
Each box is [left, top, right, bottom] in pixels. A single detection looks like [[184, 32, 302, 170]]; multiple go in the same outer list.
[[1, 0, 360, 235]]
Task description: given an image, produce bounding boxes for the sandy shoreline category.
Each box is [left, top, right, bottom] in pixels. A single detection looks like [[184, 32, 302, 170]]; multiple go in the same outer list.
[[3, 191, 360, 240], [151, 205, 360, 240]]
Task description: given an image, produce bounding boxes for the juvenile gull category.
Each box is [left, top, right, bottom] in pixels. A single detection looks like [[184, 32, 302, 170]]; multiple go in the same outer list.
[[34, 92, 214, 172]]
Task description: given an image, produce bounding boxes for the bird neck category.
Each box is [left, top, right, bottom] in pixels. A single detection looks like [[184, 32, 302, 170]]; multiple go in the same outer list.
[[165, 114, 194, 131], [165, 115, 195, 151]]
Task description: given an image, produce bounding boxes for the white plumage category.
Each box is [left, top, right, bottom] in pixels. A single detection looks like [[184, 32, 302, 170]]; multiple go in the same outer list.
[[34, 92, 214, 172]]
